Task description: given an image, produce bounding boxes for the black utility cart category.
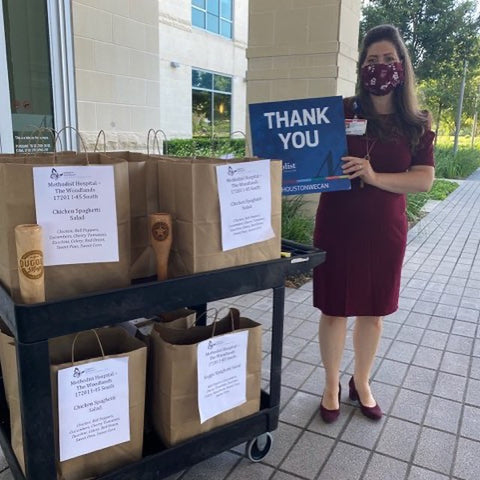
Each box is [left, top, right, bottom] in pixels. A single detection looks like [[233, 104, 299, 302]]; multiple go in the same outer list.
[[0, 240, 325, 480]]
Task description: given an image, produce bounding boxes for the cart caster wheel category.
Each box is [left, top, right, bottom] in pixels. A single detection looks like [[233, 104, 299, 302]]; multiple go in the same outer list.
[[246, 432, 273, 462]]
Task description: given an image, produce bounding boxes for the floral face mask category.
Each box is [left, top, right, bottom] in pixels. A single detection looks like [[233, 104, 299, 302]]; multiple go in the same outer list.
[[361, 62, 404, 96]]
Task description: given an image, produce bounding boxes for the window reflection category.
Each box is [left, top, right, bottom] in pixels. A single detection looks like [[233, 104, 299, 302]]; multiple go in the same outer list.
[[192, 0, 233, 39], [192, 69, 232, 137]]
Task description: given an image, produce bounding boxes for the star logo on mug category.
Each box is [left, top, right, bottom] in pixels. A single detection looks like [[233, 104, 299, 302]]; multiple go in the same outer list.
[[152, 221, 170, 241]]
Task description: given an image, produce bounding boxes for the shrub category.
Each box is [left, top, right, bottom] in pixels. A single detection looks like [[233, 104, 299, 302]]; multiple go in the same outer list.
[[406, 191, 430, 224], [406, 179, 459, 224], [406, 144, 475, 223], [281, 196, 314, 244], [434, 146, 480, 179], [164, 138, 246, 158], [428, 178, 458, 200]]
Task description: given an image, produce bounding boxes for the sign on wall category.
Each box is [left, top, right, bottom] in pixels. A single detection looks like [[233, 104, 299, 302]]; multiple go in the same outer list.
[[249, 96, 350, 195]]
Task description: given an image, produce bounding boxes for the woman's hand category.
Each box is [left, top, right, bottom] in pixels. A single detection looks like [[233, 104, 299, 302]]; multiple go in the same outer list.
[[341, 156, 376, 185], [341, 156, 434, 194]]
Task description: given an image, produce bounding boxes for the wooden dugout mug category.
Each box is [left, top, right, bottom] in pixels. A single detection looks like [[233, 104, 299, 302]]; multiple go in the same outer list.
[[14, 224, 45, 303], [149, 213, 172, 281]]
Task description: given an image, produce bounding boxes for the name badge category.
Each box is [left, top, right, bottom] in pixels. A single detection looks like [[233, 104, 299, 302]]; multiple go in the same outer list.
[[345, 118, 367, 136]]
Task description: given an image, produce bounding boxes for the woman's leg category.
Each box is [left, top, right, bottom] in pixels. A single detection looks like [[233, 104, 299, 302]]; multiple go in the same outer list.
[[352, 316, 383, 407], [319, 313, 347, 409]]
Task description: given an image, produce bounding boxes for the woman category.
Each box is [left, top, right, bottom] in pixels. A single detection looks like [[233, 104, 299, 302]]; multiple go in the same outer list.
[[313, 24, 435, 422]]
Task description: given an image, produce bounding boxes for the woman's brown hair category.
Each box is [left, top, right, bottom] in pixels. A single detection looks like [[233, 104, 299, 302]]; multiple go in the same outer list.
[[356, 24, 430, 150]]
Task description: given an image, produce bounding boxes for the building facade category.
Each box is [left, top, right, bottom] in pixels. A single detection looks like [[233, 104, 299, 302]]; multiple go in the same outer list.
[[0, 0, 249, 152], [159, 0, 249, 141], [0, 0, 359, 153]]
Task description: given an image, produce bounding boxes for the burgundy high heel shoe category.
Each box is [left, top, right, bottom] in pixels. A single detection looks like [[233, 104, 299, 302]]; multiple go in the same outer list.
[[320, 384, 342, 423], [349, 377, 382, 420]]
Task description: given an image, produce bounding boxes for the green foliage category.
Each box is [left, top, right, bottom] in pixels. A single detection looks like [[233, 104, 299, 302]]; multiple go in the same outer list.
[[406, 179, 457, 224], [406, 190, 430, 223], [407, 142, 478, 223], [360, 0, 480, 80], [361, 1, 480, 136], [419, 72, 480, 137], [418, 77, 457, 135], [428, 179, 458, 200], [281, 196, 314, 245], [436, 135, 478, 148], [434, 146, 480, 178], [163, 138, 246, 158], [406, 175, 462, 224]]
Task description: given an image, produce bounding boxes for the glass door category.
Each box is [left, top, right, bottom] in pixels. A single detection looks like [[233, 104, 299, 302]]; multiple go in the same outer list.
[[0, 0, 76, 153]]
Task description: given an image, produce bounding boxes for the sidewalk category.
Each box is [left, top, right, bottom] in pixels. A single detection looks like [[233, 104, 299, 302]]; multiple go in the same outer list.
[[1, 169, 479, 480]]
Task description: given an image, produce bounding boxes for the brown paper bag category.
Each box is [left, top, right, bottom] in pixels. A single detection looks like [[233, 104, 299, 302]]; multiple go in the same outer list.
[[150, 307, 262, 446], [0, 152, 76, 162], [156, 157, 282, 277], [0, 324, 25, 472], [100, 151, 160, 280], [0, 153, 131, 301], [140, 308, 197, 433], [156, 308, 197, 330], [0, 326, 147, 479], [50, 327, 147, 480]]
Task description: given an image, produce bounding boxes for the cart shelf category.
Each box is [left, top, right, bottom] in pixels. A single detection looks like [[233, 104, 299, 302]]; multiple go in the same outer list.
[[0, 240, 325, 480]]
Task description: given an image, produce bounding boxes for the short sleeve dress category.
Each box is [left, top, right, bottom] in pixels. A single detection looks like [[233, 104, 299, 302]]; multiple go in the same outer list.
[[313, 98, 435, 317]]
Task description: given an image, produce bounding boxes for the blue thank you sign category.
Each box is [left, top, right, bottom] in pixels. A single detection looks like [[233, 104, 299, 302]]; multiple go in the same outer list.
[[249, 96, 350, 195]]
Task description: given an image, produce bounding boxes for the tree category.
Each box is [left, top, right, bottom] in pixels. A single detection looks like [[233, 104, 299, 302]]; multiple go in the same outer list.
[[418, 62, 480, 136], [361, 0, 480, 140], [418, 77, 456, 139], [361, 0, 480, 81]]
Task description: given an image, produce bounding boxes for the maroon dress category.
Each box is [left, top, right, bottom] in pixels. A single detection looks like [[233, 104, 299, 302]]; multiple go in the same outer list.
[[313, 99, 435, 317]]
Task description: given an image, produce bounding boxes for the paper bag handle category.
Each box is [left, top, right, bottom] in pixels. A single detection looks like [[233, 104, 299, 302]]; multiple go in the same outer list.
[[71, 329, 105, 364], [211, 307, 236, 337], [93, 129, 106, 153], [147, 128, 167, 155], [192, 307, 218, 328], [56, 126, 89, 164], [146, 128, 158, 155]]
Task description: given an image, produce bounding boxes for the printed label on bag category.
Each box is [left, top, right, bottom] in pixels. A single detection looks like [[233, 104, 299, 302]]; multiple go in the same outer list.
[[216, 160, 274, 251], [33, 165, 119, 266], [197, 330, 248, 423], [57, 357, 130, 461]]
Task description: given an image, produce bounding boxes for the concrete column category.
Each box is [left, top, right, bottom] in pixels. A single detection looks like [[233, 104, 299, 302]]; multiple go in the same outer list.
[[247, 0, 361, 214]]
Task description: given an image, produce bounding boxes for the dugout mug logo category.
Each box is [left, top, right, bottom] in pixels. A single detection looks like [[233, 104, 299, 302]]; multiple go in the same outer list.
[[151, 221, 170, 242], [18, 250, 44, 280]]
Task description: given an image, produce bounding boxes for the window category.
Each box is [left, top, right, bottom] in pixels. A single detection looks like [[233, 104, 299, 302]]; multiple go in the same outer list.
[[192, 69, 232, 137], [192, 0, 233, 39]]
